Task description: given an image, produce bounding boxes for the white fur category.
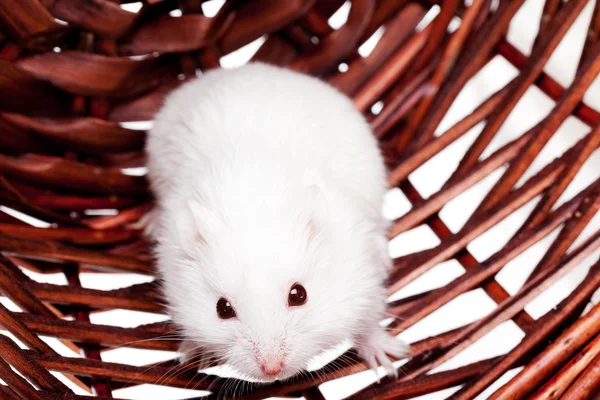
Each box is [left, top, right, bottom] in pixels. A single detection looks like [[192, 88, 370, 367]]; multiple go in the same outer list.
[[146, 63, 408, 381]]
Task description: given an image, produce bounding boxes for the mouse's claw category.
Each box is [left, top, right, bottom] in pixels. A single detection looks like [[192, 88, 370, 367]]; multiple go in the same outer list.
[[177, 340, 195, 364], [178, 340, 213, 370], [364, 353, 381, 383], [376, 348, 397, 379]]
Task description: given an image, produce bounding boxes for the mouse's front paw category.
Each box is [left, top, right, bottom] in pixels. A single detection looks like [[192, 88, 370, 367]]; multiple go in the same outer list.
[[178, 340, 213, 370], [356, 329, 411, 381]]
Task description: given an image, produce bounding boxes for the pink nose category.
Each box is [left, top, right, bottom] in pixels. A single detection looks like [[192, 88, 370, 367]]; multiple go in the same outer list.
[[260, 359, 284, 376]]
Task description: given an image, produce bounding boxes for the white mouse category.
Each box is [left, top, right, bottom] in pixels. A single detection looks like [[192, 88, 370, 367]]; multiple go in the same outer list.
[[145, 63, 409, 382]]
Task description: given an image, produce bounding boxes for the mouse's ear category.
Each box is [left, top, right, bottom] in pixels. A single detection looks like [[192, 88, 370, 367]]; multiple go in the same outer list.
[[307, 184, 326, 207], [186, 200, 213, 244], [173, 201, 211, 255], [306, 184, 328, 225]]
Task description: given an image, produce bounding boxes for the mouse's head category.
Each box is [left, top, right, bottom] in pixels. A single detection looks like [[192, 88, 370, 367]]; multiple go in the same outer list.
[[159, 184, 384, 382]]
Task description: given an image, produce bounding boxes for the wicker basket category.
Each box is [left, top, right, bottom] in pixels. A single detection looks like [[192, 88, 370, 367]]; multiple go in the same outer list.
[[1, 0, 600, 399]]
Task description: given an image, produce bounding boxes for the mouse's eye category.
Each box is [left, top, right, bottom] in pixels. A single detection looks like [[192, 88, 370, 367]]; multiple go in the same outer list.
[[288, 284, 307, 307], [216, 298, 236, 319]]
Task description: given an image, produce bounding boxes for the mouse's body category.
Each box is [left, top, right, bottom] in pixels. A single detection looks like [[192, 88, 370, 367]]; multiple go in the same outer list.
[[146, 63, 408, 381]]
